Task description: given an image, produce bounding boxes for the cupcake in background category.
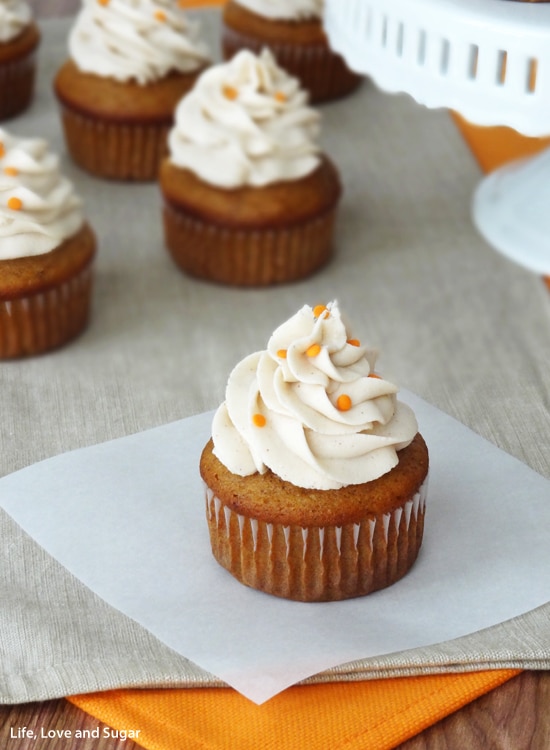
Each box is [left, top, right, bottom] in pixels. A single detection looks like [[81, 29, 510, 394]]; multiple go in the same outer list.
[[0, 0, 40, 121], [222, 0, 361, 103], [200, 301, 429, 601], [53, 0, 210, 181], [159, 48, 342, 286], [0, 128, 96, 358]]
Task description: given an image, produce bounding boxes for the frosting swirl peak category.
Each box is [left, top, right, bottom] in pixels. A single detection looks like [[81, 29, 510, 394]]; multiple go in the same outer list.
[[212, 302, 418, 490], [69, 0, 210, 85], [168, 48, 321, 188], [0, 129, 84, 260], [0, 0, 31, 43]]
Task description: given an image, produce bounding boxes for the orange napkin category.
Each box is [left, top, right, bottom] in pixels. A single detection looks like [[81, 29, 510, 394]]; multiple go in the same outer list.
[[451, 112, 550, 174], [70, 670, 519, 750]]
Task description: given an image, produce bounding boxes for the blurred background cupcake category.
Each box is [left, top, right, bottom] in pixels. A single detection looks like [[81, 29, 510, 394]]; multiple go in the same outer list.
[[53, 0, 210, 181], [0, 128, 96, 358], [159, 48, 342, 286], [0, 0, 40, 121], [222, 0, 361, 103]]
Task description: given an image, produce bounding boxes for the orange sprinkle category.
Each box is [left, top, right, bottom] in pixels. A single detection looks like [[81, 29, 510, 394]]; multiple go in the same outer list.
[[274, 91, 287, 103], [277, 349, 287, 359], [336, 394, 352, 412], [252, 413, 266, 428], [223, 85, 238, 100], [4, 166, 18, 176], [313, 304, 327, 318], [154, 9, 167, 21], [347, 338, 360, 347], [97, 0, 109, 6], [7, 196, 22, 211], [369, 373, 382, 379], [0, 143, 5, 158], [177, 0, 187, 6], [306, 343, 321, 358]]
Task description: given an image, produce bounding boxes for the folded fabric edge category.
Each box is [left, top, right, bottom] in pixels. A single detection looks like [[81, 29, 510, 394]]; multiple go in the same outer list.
[[301, 661, 530, 684], [2, 659, 543, 704]]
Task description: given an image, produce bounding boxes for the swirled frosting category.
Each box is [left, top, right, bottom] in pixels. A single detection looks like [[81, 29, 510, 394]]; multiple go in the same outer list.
[[168, 48, 321, 188], [234, 0, 323, 20], [0, 129, 84, 260], [68, 0, 210, 85], [0, 0, 31, 43], [212, 302, 419, 490]]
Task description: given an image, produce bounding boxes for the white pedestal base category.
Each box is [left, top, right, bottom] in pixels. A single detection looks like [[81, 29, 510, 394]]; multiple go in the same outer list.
[[472, 147, 550, 275]]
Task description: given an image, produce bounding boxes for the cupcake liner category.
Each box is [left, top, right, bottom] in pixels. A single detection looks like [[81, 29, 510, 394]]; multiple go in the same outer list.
[[163, 201, 336, 286], [0, 50, 37, 121], [222, 25, 362, 103], [58, 104, 170, 181], [0, 262, 94, 359], [205, 477, 428, 602]]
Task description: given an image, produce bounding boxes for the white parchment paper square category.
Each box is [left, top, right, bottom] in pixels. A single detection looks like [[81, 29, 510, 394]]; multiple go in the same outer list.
[[1, 391, 549, 704]]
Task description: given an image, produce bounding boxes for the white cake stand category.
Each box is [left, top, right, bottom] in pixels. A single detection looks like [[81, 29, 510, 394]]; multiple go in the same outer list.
[[324, 0, 550, 275]]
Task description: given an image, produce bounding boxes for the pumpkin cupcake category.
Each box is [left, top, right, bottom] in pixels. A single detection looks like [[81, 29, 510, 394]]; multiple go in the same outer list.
[[0, 0, 40, 121], [222, 0, 361, 103], [53, 0, 210, 181], [200, 301, 429, 602], [0, 128, 96, 358], [160, 49, 341, 286]]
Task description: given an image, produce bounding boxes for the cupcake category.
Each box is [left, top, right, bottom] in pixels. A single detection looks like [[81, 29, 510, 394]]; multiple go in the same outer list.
[[200, 301, 429, 602], [159, 49, 341, 286], [0, 128, 96, 358], [0, 0, 40, 121], [221, 0, 361, 103], [53, 0, 210, 181]]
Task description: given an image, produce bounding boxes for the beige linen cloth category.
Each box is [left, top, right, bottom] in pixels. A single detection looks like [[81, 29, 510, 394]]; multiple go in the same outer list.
[[1, 12, 549, 703]]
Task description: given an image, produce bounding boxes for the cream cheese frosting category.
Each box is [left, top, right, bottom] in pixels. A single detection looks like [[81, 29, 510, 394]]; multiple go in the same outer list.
[[68, 0, 210, 85], [168, 48, 321, 188], [212, 302, 419, 490], [0, 129, 84, 260], [234, 0, 323, 20], [0, 0, 31, 43]]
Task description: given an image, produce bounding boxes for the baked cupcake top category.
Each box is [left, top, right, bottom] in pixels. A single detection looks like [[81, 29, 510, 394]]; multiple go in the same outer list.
[[233, 0, 323, 20], [0, 129, 84, 260], [167, 48, 321, 188], [68, 0, 210, 85], [212, 301, 418, 491], [0, 0, 31, 43]]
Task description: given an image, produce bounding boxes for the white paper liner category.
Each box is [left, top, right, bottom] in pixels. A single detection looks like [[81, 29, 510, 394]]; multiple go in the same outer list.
[[58, 105, 170, 181], [0, 49, 37, 120], [0, 262, 93, 357], [163, 200, 336, 285], [205, 476, 428, 601]]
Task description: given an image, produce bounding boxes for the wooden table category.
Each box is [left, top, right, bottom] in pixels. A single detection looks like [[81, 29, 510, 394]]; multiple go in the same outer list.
[[2, 2, 548, 748]]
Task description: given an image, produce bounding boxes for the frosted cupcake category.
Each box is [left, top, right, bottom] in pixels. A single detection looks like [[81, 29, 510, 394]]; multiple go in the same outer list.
[[53, 0, 210, 181], [200, 301, 429, 601], [0, 0, 40, 121], [160, 49, 341, 286], [0, 128, 96, 358], [222, 0, 361, 103]]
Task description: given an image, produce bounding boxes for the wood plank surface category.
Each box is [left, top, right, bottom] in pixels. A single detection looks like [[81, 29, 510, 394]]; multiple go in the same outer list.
[[0, 700, 141, 750], [6, 1, 549, 749]]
